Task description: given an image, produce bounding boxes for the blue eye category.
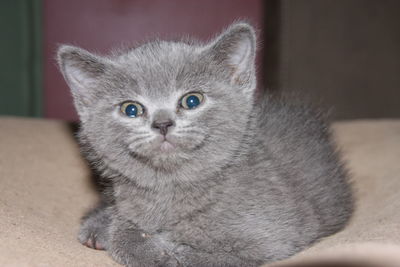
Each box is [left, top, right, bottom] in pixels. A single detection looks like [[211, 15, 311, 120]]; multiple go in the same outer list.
[[120, 101, 144, 118], [180, 92, 204, 110]]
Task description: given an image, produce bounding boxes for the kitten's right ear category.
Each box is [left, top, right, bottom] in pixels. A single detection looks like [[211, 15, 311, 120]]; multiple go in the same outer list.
[[57, 45, 107, 119]]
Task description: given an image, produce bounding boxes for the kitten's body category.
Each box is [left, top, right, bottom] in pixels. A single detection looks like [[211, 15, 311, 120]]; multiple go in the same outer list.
[[58, 23, 352, 267]]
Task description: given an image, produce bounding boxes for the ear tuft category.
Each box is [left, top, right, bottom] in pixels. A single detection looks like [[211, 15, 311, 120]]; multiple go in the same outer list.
[[57, 45, 107, 119], [57, 45, 106, 88], [215, 23, 256, 67], [205, 22, 257, 89]]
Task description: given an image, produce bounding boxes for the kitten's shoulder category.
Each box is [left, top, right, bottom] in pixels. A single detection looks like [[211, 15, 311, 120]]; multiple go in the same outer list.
[[255, 93, 331, 142]]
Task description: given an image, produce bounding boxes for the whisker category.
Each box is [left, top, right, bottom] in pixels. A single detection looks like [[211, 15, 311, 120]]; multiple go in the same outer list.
[[174, 133, 204, 139], [132, 140, 152, 151], [129, 131, 148, 135], [175, 130, 205, 135], [126, 133, 151, 140], [129, 141, 145, 150], [130, 135, 151, 143], [178, 125, 201, 131]]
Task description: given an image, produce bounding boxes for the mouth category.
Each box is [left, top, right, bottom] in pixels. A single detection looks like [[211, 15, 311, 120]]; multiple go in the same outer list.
[[158, 136, 176, 152]]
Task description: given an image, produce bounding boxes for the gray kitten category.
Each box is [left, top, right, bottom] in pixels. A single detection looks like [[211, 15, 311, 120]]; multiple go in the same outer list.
[[57, 23, 352, 267]]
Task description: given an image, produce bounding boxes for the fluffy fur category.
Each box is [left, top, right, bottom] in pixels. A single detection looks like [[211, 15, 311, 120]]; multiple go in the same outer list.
[[57, 23, 353, 267]]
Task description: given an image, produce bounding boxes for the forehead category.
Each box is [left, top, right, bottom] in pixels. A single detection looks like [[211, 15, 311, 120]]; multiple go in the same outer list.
[[113, 41, 203, 99]]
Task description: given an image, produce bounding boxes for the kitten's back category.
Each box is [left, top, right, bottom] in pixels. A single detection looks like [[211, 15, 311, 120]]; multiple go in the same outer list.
[[256, 94, 353, 236]]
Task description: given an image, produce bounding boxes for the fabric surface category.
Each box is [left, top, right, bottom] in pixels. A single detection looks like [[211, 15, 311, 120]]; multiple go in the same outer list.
[[0, 117, 399, 267]]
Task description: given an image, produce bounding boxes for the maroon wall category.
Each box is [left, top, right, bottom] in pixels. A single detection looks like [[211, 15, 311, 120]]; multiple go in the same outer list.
[[44, 0, 264, 121]]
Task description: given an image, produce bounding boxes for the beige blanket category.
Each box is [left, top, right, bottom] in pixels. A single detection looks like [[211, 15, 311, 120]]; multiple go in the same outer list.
[[0, 117, 399, 267]]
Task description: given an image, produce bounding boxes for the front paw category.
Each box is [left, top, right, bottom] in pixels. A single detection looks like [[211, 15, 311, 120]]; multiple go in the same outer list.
[[78, 204, 111, 250], [109, 226, 180, 267]]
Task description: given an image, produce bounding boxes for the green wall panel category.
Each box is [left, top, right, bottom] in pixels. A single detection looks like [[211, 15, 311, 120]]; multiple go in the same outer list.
[[0, 0, 42, 117]]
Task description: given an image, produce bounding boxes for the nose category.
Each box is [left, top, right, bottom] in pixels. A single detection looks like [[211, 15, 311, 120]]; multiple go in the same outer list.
[[151, 120, 174, 136]]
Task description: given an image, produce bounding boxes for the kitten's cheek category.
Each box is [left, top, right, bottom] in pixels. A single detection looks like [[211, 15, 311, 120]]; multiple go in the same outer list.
[[171, 135, 205, 151]]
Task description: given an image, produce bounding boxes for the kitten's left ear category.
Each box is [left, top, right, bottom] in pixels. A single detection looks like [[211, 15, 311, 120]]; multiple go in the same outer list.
[[204, 22, 257, 90]]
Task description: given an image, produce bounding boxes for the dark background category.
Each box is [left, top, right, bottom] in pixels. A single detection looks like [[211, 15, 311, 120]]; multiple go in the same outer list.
[[1, 0, 399, 121], [264, 0, 400, 120]]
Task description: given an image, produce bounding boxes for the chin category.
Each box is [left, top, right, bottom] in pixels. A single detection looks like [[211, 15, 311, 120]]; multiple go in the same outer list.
[[132, 143, 183, 170], [149, 151, 188, 170]]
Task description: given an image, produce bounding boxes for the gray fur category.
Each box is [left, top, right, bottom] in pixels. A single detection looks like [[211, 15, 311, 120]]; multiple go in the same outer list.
[[57, 23, 353, 267]]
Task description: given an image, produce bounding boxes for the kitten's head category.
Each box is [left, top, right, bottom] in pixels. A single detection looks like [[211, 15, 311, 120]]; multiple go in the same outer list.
[[58, 23, 257, 177]]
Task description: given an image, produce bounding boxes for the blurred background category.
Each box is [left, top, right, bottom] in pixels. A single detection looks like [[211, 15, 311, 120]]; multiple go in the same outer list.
[[0, 0, 399, 121]]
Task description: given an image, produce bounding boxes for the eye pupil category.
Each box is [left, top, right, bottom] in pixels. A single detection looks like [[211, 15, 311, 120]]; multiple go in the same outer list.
[[125, 104, 138, 117], [186, 95, 200, 109]]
